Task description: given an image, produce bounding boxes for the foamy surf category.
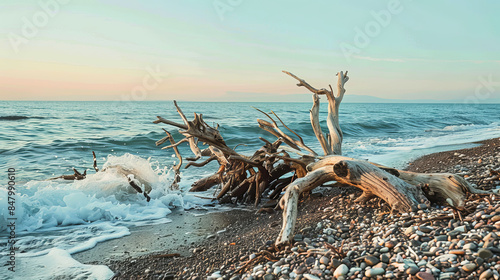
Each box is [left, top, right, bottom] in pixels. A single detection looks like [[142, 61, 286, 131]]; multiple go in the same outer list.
[[13, 248, 115, 280], [0, 153, 216, 280], [344, 121, 500, 168]]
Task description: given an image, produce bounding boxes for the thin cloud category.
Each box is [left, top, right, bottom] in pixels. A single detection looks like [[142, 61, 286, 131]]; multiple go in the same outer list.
[[353, 55, 405, 62], [353, 55, 500, 64]]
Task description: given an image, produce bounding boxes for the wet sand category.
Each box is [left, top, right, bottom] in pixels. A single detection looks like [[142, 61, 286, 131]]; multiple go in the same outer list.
[[73, 208, 253, 264]]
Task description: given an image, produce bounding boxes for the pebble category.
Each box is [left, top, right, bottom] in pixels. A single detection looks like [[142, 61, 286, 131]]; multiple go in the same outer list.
[[405, 227, 416, 236], [416, 271, 435, 280], [480, 269, 493, 279], [440, 272, 455, 280], [478, 248, 493, 259], [464, 243, 478, 251], [435, 254, 457, 262], [302, 274, 320, 280], [462, 263, 477, 272], [450, 249, 465, 255], [293, 234, 303, 242], [435, 235, 448, 241], [333, 264, 348, 278], [418, 203, 428, 210], [365, 267, 385, 277], [406, 266, 419, 275], [319, 256, 329, 265], [364, 255, 379, 266], [263, 274, 275, 280], [419, 226, 433, 233]]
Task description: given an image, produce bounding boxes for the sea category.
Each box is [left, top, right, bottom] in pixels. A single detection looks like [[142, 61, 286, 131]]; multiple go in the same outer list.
[[0, 101, 499, 279]]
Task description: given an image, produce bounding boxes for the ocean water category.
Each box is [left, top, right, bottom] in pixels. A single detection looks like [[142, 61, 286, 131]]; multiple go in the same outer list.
[[0, 101, 499, 279]]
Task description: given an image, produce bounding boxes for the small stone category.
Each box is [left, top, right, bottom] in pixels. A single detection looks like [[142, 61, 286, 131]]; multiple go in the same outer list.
[[380, 254, 390, 263], [419, 226, 433, 233], [365, 267, 385, 277], [305, 257, 315, 265], [417, 260, 427, 267], [263, 274, 275, 280], [380, 247, 390, 253], [478, 248, 493, 259], [331, 258, 341, 269], [293, 234, 303, 242], [405, 227, 416, 236], [462, 263, 477, 272], [365, 255, 380, 266], [463, 243, 478, 251], [454, 225, 466, 232], [492, 215, 500, 222], [385, 241, 396, 249], [450, 250, 465, 255], [480, 269, 493, 279], [416, 271, 435, 280], [418, 203, 428, 210], [302, 274, 320, 280], [403, 259, 418, 269], [406, 266, 419, 275], [435, 235, 448, 241], [333, 264, 348, 278], [440, 272, 455, 280], [435, 254, 457, 262], [320, 256, 330, 265]]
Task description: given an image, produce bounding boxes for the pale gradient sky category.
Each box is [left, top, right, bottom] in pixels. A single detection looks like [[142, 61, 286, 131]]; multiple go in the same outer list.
[[1, 1, 499, 101]]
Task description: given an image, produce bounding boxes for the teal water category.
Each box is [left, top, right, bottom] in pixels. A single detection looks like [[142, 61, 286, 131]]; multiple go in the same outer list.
[[1, 101, 499, 182]]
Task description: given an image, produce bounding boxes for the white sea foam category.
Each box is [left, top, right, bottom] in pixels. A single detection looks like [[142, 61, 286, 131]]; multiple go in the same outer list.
[[345, 122, 500, 168], [6, 248, 114, 280], [0, 153, 217, 279]]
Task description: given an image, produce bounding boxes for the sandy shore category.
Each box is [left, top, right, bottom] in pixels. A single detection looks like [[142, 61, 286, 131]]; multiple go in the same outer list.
[[73, 208, 253, 263], [81, 138, 500, 280]]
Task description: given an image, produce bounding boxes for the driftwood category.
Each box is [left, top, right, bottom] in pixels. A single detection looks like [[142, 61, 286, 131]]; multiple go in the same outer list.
[[275, 155, 488, 244], [153, 101, 310, 206], [151, 70, 491, 245], [48, 151, 152, 201]]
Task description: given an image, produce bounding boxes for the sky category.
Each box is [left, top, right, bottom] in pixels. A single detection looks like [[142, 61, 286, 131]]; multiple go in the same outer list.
[[0, 0, 499, 102]]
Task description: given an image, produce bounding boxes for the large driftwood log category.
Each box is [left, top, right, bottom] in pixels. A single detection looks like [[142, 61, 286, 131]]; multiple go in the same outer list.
[[276, 156, 429, 244], [396, 170, 490, 209], [276, 155, 490, 244]]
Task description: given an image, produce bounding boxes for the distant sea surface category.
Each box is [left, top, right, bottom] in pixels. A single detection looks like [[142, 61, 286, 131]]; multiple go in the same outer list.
[[0, 101, 499, 279]]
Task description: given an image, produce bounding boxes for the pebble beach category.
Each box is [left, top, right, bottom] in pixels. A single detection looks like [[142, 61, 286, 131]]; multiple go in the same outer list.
[[104, 138, 500, 280]]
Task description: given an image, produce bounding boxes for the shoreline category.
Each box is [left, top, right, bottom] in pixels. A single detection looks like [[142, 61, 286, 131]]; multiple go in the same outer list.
[[73, 208, 253, 264], [85, 137, 500, 279]]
